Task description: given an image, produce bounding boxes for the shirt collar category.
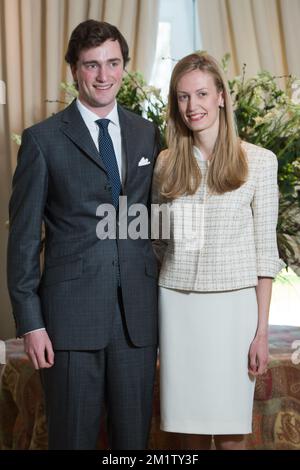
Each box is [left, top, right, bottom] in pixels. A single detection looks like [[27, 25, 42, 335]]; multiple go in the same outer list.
[[193, 146, 205, 161], [76, 98, 120, 130], [193, 145, 209, 165]]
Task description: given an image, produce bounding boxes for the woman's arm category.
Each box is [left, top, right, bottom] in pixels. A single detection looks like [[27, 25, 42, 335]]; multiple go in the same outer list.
[[151, 150, 170, 266], [248, 277, 272, 376], [248, 149, 284, 377]]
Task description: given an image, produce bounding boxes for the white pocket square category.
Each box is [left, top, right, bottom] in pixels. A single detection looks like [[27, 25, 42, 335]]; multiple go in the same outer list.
[[138, 157, 151, 167]]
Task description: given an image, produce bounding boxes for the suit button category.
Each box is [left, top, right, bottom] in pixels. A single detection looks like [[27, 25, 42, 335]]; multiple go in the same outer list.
[[112, 261, 115, 266], [105, 185, 111, 191]]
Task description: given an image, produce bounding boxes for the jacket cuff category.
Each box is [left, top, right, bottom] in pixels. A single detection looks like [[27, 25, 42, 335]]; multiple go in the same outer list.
[[256, 257, 286, 278]]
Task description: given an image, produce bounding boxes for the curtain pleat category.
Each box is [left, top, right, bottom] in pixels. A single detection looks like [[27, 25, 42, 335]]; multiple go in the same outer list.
[[197, 0, 300, 79], [0, 0, 159, 170]]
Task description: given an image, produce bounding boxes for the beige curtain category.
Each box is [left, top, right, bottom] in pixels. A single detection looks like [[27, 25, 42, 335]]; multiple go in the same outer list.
[[0, 0, 159, 339], [197, 0, 300, 79], [1, 0, 159, 170]]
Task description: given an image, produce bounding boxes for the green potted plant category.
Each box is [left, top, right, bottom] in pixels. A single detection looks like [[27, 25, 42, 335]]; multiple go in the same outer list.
[[224, 59, 300, 274]]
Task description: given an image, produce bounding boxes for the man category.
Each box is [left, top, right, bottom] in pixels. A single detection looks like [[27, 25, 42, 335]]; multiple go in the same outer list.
[[7, 20, 160, 450]]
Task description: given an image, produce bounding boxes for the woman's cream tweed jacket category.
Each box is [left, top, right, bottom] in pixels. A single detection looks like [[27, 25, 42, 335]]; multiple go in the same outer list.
[[152, 142, 285, 292]]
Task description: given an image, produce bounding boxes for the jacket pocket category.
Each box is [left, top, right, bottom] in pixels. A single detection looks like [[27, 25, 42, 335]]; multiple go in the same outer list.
[[50, 238, 87, 258], [42, 258, 83, 286]]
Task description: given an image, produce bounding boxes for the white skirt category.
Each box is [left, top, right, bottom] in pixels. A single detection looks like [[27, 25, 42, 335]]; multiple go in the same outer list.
[[159, 286, 258, 435]]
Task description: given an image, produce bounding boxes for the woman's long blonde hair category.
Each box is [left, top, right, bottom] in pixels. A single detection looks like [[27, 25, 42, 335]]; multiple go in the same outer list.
[[159, 52, 248, 199]]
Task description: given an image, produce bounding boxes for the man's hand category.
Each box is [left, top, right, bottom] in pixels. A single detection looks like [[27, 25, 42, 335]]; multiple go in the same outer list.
[[23, 330, 54, 370]]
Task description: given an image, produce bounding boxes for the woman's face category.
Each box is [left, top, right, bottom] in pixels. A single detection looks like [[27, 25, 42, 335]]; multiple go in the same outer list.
[[176, 69, 224, 136]]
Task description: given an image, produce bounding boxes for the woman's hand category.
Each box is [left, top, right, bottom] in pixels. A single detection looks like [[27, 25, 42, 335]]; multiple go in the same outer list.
[[248, 333, 269, 377]]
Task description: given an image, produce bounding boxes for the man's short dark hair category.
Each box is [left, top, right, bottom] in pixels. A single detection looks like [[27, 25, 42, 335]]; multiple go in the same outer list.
[[65, 19, 130, 67]]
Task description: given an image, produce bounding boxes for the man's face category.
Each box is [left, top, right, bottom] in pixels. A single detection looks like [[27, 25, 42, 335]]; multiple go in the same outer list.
[[71, 39, 124, 117]]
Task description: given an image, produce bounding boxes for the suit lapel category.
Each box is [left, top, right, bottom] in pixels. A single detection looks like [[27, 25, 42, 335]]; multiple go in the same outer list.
[[60, 100, 106, 172]]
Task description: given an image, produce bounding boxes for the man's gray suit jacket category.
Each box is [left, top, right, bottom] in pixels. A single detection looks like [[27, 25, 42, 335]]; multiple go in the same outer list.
[[7, 100, 160, 350]]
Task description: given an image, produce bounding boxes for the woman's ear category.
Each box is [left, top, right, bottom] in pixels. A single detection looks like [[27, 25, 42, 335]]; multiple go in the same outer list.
[[219, 91, 224, 108]]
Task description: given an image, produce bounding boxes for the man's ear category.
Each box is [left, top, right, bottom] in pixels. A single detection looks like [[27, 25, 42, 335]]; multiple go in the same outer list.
[[70, 64, 77, 81]]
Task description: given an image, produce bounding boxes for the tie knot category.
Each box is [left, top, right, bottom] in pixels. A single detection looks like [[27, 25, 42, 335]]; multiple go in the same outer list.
[[95, 118, 110, 131]]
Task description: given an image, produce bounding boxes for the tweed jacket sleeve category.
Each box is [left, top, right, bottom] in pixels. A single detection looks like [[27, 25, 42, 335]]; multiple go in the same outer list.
[[250, 147, 285, 277]]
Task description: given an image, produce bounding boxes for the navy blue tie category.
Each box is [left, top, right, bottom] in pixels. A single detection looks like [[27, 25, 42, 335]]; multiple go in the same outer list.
[[96, 119, 121, 209]]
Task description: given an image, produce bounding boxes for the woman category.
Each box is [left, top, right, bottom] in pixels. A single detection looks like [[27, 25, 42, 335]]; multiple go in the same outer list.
[[152, 52, 284, 450]]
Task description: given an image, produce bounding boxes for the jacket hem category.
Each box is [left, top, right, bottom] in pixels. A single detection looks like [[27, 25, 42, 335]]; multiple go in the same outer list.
[[158, 280, 258, 293]]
